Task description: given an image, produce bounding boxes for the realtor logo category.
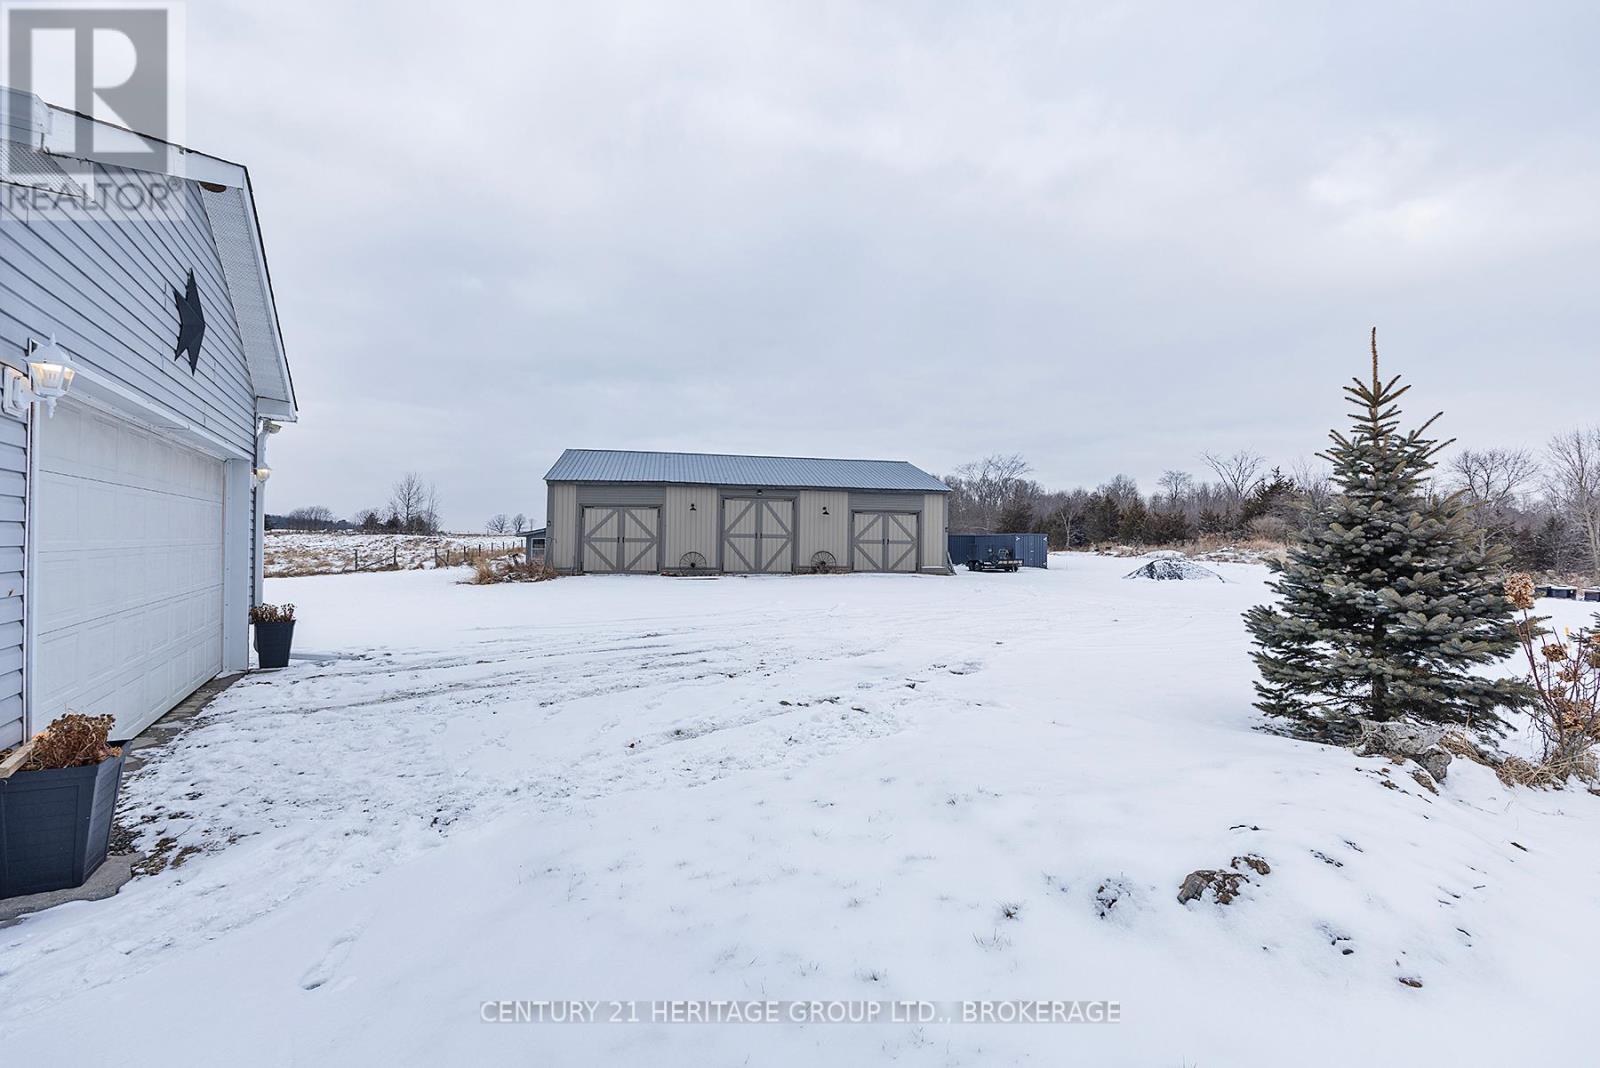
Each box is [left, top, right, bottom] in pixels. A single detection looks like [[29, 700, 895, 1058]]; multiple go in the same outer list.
[[1, 1, 185, 212]]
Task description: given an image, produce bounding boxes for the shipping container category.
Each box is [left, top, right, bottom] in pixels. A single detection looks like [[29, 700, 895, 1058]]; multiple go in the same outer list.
[[947, 533, 1050, 570]]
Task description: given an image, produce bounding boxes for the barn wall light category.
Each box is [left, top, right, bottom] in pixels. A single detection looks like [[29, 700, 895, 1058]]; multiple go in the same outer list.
[[2, 336, 77, 418], [253, 466, 272, 484]]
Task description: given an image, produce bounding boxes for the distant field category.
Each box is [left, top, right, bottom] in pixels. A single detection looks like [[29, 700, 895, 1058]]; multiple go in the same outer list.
[[263, 530, 525, 576]]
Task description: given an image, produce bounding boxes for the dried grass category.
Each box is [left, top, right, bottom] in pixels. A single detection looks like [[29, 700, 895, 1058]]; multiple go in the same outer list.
[[1494, 753, 1599, 789], [1440, 729, 1599, 790], [466, 556, 561, 585]]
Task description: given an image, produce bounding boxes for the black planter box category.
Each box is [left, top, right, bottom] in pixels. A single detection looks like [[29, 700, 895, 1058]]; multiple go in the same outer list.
[[254, 619, 295, 669], [0, 753, 125, 899]]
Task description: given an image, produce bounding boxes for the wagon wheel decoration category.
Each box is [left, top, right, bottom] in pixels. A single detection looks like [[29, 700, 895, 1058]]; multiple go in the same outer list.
[[809, 550, 837, 574], [679, 551, 708, 570]]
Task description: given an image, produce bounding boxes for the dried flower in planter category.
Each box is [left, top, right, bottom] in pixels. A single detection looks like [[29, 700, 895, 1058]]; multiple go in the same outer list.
[[250, 602, 296, 624], [23, 713, 121, 771]]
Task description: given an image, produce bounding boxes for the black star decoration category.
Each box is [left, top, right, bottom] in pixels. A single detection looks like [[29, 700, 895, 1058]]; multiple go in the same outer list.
[[173, 268, 206, 373]]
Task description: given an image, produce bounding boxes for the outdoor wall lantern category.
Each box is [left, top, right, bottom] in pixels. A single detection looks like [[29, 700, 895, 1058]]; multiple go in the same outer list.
[[689, 502, 697, 511], [822, 506, 830, 515], [3, 336, 76, 418], [253, 467, 273, 484]]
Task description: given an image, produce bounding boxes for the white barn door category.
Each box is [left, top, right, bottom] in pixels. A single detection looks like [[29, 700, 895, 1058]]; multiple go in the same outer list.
[[32, 400, 226, 739]]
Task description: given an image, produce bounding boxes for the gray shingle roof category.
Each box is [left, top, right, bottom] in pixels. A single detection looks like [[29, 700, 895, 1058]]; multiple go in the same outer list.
[[545, 449, 950, 493]]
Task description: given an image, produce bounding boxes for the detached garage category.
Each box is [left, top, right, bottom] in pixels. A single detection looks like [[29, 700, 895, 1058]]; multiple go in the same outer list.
[[544, 450, 951, 575], [0, 89, 296, 746]]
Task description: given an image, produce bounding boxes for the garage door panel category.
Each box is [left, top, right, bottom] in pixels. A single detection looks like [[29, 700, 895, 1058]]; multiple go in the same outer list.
[[620, 507, 659, 573], [721, 500, 757, 572], [34, 400, 225, 738], [851, 513, 880, 571], [758, 500, 793, 573], [885, 514, 918, 571]]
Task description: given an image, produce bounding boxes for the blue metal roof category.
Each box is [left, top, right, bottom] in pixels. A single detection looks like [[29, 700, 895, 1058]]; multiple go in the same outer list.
[[545, 449, 950, 493]]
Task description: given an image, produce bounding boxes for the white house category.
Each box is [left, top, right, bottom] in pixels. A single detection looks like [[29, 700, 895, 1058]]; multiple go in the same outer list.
[[0, 88, 296, 746]]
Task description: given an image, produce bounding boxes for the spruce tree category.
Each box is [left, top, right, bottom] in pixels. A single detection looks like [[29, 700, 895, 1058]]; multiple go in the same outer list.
[[1244, 330, 1526, 737]]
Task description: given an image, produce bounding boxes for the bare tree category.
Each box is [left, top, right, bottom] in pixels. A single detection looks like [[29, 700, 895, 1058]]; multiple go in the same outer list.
[[1289, 457, 1334, 533], [388, 472, 441, 534], [1448, 447, 1539, 551], [1156, 470, 1194, 509], [945, 454, 1034, 532], [1202, 449, 1267, 507], [512, 512, 528, 533], [285, 505, 335, 531], [1547, 429, 1600, 580], [486, 513, 511, 535], [355, 508, 384, 533]]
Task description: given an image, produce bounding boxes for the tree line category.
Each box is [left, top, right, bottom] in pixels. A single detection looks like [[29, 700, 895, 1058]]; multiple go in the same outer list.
[[943, 426, 1600, 581], [275, 473, 540, 537], [274, 472, 446, 535]]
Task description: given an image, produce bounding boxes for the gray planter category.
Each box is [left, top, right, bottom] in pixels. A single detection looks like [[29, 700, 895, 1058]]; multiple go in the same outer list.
[[0, 753, 125, 899], [254, 620, 295, 669]]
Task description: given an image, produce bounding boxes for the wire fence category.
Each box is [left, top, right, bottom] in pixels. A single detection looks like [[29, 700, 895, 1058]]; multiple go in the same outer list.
[[265, 538, 530, 577], [345, 541, 524, 573]]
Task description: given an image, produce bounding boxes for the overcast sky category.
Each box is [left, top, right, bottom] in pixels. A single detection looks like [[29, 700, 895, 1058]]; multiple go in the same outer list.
[[184, 1, 1599, 530]]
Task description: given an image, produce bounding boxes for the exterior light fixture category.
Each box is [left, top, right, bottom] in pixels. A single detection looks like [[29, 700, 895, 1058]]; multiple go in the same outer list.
[[689, 502, 697, 511], [3, 336, 77, 418], [822, 506, 830, 515], [253, 467, 272, 483]]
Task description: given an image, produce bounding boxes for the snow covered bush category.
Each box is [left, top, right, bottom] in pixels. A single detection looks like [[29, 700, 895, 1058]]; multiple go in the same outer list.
[[1245, 331, 1526, 740], [1505, 573, 1600, 783]]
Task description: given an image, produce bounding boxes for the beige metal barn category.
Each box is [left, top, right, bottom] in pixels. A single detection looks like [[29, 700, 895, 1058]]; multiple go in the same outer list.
[[544, 450, 952, 575]]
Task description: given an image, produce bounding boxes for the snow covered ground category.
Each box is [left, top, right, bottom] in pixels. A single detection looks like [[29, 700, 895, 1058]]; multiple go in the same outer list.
[[2, 554, 1597, 1065]]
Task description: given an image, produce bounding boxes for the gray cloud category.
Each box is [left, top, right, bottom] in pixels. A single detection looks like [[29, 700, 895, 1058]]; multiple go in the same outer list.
[[188, 1, 1600, 528]]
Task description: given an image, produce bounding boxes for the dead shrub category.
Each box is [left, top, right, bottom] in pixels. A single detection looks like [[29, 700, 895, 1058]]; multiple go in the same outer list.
[[466, 556, 560, 585], [1503, 573, 1600, 785], [23, 713, 121, 771], [1494, 752, 1599, 789]]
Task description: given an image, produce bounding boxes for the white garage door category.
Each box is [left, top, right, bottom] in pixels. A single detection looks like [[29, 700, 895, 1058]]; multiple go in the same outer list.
[[32, 399, 225, 739]]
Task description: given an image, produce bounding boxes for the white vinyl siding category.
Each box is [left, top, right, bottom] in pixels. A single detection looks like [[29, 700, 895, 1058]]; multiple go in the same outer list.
[[0, 410, 23, 746]]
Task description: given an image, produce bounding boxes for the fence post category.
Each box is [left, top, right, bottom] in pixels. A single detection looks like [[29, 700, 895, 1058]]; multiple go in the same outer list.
[[354, 548, 359, 572], [393, 546, 399, 568]]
